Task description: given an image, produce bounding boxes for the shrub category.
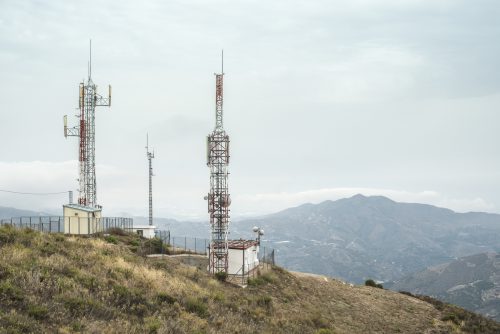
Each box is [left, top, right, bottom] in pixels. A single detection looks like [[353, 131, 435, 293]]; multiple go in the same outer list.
[[107, 227, 128, 236], [145, 316, 162, 334], [71, 322, 83, 331], [248, 273, 275, 286], [0, 225, 17, 244], [104, 236, 118, 244], [315, 329, 335, 334], [184, 297, 208, 318], [143, 238, 165, 254], [365, 279, 383, 289], [156, 292, 176, 305], [40, 241, 58, 256], [215, 271, 228, 282], [27, 304, 48, 320], [256, 295, 272, 309], [0, 280, 24, 301], [0, 311, 41, 333]]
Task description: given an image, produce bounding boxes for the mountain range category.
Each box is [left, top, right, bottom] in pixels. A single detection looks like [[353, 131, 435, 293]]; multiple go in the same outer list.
[[231, 195, 500, 284], [388, 252, 500, 321]]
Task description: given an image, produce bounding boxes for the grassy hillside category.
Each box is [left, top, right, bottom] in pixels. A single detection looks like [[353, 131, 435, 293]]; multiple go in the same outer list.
[[0, 226, 499, 334]]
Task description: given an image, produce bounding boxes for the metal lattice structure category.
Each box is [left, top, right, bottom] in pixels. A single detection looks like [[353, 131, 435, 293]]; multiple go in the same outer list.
[[64, 41, 111, 208], [206, 53, 231, 274], [146, 134, 155, 226]]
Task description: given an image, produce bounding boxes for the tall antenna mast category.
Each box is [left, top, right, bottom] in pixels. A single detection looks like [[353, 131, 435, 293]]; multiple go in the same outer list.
[[64, 40, 112, 208], [88, 39, 92, 79], [206, 50, 231, 275], [146, 134, 155, 226]]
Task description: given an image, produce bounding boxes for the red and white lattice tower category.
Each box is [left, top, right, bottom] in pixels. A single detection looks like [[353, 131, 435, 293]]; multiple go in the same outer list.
[[64, 41, 111, 208], [206, 52, 231, 274]]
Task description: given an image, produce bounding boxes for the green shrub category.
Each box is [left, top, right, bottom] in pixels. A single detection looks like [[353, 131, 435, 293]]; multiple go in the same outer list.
[[143, 238, 165, 254], [104, 236, 118, 244], [107, 227, 128, 236], [156, 292, 176, 305], [0, 280, 24, 301], [256, 295, 272, 309], [71, 322, 83, 331], [112, 284, 146, 307], [0, 225, 17, 244], [441, 313, 458, 324], [315, 329, 335, 334], [0, 311, 41, 333], [27, 304, 48, 320], [248, 273, 275, 286], [145, 316, 162, 334], [215, 271, 228, 282], [184, 297, 208, 318], [40, 241, 58, 256], [365, 279, 383, 289]]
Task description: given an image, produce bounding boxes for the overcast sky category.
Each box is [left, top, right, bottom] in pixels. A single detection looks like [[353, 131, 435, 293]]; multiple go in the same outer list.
[[1, 0, 499, 220]]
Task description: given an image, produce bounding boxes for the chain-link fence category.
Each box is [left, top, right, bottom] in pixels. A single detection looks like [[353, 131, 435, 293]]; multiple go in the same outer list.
[[0, 216, 133, 235]]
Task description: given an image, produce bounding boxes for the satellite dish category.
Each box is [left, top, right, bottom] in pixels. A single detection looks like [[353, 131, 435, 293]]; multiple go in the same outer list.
[[259, 229, 264, 236], [252, 226, 259, 232]]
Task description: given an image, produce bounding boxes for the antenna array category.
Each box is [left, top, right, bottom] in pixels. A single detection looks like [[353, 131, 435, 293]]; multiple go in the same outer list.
[[64, 40, 111, 208]]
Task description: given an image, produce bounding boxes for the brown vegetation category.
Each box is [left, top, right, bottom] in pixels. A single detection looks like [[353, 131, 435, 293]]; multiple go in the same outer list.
[[0, 225, 498, 333]]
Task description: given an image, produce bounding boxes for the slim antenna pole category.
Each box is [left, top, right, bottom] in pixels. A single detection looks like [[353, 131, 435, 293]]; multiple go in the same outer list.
[[89, 39, 92, 79], [146, 133, 155, 226]]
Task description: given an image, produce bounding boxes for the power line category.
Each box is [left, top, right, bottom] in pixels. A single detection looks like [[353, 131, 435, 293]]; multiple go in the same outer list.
[[0, 189, 69, 196]]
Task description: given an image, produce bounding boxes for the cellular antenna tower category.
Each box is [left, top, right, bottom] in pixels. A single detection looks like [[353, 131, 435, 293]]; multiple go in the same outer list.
[[206, 51, 231, 275], [64, 40, 111, 208], [146, 134, 155, 226]]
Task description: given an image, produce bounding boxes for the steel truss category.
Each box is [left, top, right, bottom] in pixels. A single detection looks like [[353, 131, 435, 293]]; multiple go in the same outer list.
[[64, 42, 111, 208], [207, 69, 231, 275]]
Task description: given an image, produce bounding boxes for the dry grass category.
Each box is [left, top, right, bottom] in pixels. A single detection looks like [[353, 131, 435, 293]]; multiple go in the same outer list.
[[0, 225, 498, 334]]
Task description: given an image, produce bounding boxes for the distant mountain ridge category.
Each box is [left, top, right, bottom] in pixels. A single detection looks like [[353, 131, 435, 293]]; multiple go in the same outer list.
[[232, 194, 500, 284], [0, 206, 54, 219], [389, 252, 500, 321]]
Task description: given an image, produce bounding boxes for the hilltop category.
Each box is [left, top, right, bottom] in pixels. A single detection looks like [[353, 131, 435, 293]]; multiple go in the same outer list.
[[0, 226, 499, 333]]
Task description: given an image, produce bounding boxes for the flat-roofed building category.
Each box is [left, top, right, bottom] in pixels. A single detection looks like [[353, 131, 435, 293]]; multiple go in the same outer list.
[[63, 204, 102, 235]]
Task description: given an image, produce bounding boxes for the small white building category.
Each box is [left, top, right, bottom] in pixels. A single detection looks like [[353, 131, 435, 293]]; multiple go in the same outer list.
[[129, 225, 157, 239], [227, 240, 260, 275], [62, 204, 102, 235]]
